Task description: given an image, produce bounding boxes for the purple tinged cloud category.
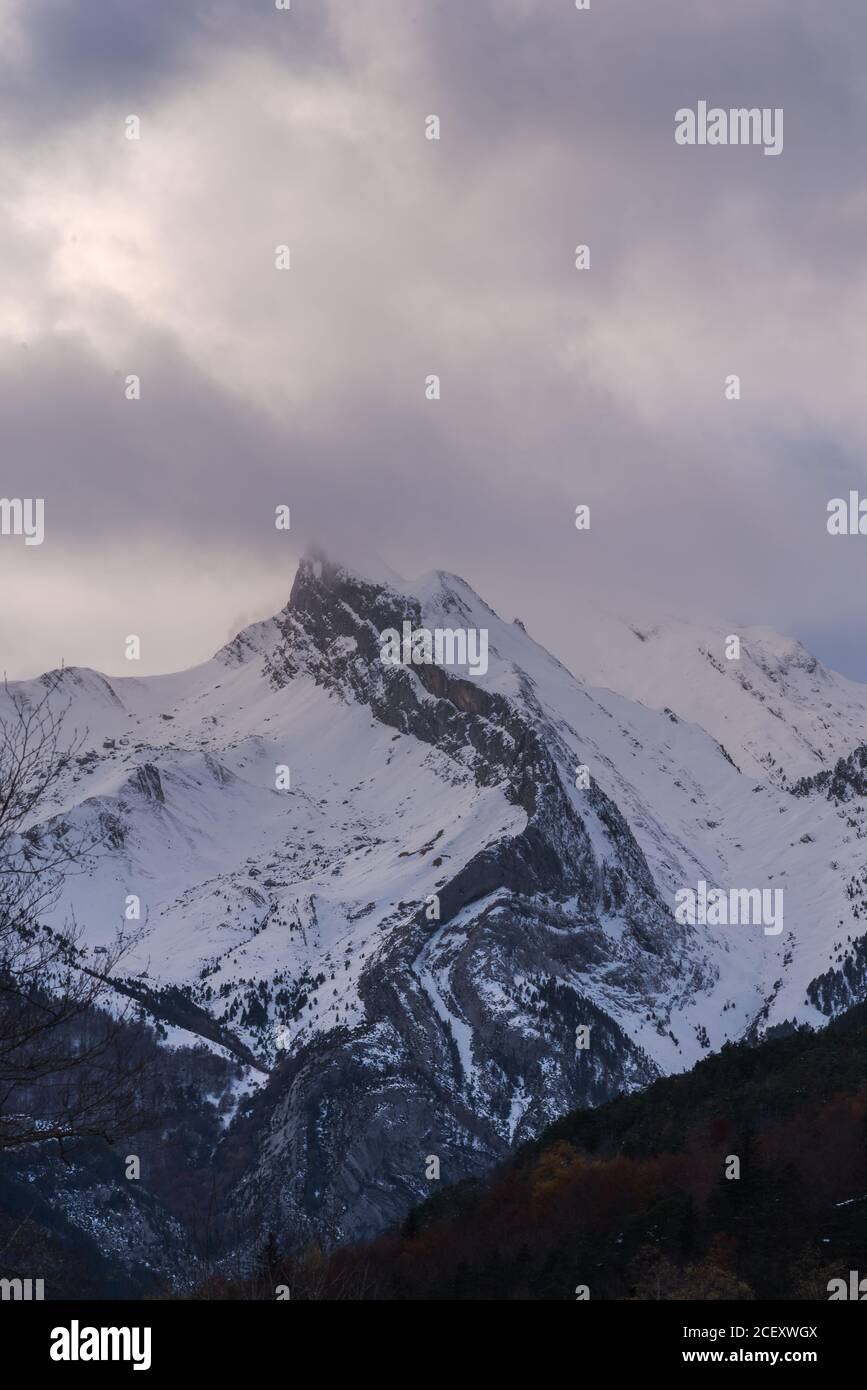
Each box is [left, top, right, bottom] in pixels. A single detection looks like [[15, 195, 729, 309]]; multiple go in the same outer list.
[[1, 0, 867, 679]]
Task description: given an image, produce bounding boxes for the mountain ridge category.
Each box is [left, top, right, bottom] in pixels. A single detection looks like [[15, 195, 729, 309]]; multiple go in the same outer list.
[[7, 548, 867, 1250]]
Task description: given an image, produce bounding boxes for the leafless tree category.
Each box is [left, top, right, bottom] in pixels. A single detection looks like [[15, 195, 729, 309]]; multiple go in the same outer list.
[[0, 676, 148, 1151]]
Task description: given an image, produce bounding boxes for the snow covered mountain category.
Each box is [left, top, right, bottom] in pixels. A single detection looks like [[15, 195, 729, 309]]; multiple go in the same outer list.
[[559, 604, 867, 787], [8, 549, 867, 1248]]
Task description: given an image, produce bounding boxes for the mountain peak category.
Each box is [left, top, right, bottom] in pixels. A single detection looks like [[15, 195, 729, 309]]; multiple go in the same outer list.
[[292, 545, 406, 597]]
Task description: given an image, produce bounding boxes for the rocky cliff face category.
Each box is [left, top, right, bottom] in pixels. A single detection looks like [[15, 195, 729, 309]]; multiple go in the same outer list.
[[221, 554, 685, 1245]]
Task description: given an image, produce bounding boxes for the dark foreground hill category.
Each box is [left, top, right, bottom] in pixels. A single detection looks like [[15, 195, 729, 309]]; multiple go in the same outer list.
[[207, 1001, 867, 1300]]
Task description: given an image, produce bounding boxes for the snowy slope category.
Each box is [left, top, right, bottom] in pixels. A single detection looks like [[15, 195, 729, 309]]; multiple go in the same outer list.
[[404, 569, 867, 1051], [554, 604, 867, 786]]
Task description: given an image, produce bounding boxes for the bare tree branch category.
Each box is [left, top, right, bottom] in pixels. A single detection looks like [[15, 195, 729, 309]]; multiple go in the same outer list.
[[0, 678, 150, 1150]]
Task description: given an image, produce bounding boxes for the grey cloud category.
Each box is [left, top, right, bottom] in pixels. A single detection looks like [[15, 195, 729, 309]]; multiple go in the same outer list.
[[3, 0, 867, 678], [0, 0, 335, 138]]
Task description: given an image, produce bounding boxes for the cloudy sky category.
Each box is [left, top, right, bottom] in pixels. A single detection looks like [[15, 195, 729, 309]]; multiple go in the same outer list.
[[2, 0, 867, 681]]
